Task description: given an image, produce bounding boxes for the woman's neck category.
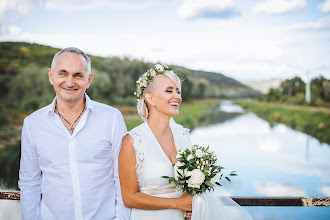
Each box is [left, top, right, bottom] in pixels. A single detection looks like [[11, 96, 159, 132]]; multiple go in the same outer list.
[[147, 114, 171, 136]]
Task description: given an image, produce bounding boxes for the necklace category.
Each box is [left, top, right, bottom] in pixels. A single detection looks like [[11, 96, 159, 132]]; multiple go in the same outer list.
[[55, 101, 86, 134]]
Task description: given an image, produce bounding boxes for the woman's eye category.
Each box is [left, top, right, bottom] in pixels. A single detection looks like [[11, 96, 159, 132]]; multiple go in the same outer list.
[[166, 90, 172, 93], [177, 91, 181, 94]]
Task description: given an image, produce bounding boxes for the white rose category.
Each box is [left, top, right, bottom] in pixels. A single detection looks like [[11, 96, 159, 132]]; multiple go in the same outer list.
[[155, 64, 164, 72], [187, 154, 193, 161], [195, 149, 204, 158], [140, 80, 147, 87], [187, 169, 205, 188], [174, 161, 186, 180], [150, 70, 157, 77], [210, 173, 221, 185]]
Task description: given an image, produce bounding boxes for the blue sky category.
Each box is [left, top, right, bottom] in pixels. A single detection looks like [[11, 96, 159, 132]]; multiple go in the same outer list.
[[1, 0, 329, 81]]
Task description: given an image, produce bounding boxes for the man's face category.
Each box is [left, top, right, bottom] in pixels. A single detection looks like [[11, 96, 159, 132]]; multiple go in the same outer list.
[[48, 52, 93, 104]]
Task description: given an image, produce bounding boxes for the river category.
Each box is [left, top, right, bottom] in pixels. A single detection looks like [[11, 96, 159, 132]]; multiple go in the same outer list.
[[190, 100, 330, 219]]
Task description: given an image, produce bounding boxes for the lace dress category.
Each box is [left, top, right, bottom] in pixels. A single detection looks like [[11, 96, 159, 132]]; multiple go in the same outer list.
[[128, 120, 191, 220], [128, 120, 253, 220]]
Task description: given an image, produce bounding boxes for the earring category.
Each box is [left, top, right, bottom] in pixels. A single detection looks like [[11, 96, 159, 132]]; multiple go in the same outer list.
[[153, 104, 155, 108]]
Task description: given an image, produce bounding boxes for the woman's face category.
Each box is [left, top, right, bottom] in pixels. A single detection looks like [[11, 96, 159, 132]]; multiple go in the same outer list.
[[147, 74, 181, 117]]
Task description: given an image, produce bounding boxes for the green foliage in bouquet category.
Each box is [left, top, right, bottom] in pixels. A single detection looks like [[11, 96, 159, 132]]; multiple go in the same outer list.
[[162, 145, 237, 195]]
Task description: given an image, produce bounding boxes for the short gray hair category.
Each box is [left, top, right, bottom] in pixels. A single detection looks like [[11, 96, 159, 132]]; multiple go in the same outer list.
[[51, 47, 91, 74]]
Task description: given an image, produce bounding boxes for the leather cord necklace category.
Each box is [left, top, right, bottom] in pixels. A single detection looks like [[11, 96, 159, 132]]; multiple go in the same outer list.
[[55, 101, 86, 134]]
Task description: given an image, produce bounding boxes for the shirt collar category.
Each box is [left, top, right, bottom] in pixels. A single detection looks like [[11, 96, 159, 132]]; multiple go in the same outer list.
[[47, 93, 94, 118]]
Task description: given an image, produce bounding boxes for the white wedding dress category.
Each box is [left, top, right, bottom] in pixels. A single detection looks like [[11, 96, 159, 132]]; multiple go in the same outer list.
[[128, 119, 253, 220]]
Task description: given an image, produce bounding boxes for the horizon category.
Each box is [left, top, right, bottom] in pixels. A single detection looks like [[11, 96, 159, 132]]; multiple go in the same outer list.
[[1, 0, 329, 82]]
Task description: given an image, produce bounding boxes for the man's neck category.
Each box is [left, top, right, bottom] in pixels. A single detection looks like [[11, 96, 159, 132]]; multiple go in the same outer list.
[[55, 97, 86, 118]]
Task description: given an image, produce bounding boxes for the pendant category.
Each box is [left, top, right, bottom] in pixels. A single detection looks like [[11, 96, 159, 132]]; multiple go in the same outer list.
[[70, 126, 74, 134]]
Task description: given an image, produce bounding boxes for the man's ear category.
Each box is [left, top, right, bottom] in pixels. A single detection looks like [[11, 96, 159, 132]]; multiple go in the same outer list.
[[86, 73, 94, 89], [48, 68, 54, 85]]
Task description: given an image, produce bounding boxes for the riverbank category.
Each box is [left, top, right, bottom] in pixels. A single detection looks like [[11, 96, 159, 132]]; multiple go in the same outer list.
[[235, 99, 330, 145]]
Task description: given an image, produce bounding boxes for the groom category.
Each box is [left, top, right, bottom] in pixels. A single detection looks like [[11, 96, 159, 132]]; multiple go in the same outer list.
[[18, 47, 130, 219]]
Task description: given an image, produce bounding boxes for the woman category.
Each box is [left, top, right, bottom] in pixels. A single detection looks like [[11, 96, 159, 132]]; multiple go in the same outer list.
[[119, 64, 192, 219], [119, 64, 253, 220]]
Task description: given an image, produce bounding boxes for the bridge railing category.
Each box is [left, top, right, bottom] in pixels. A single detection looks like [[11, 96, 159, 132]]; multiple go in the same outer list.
[[1, 191, 329, 206]]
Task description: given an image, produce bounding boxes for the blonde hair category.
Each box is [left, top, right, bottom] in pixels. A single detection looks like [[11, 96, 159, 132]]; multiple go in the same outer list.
[[137, 70, 181, 120]]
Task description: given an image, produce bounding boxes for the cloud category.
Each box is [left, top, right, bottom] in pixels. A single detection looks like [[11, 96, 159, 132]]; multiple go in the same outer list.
[[283, 16, 330, 31], [45, 0, 147, 12], [319, 186, 330, 196], [253, 0, 306, 15], [319, 0, 330, 12], [0, 0, 45, 23], [0, 0, 148, 22], [254, 181, 305, 196], [176, 0, 241, 20], [0, 25, 22, 36]]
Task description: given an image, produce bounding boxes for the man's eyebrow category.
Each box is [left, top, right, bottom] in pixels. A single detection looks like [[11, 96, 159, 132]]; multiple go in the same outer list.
[[58, 69, 68, 73]]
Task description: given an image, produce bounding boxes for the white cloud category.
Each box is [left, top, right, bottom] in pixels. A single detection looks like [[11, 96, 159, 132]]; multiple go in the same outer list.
[[253, 0, 306, 15], [254, 181, 305, 196], [45, 0, 147, 12], [177, 0, 240, 20], [283, 16, 330, 31], [0, 0, 45, 22], [319, 0, 330, 12], [319, 186, 330, 196]]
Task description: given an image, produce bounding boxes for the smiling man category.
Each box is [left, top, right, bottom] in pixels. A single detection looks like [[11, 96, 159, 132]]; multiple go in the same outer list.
[[18, 47, 130, 220]]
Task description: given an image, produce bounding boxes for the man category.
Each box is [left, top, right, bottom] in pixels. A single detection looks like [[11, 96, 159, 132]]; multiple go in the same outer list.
[[18, 47, 130, 219]]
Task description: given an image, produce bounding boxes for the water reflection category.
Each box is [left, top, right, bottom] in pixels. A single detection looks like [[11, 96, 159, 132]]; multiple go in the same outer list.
[[190, 101, 330, 219]]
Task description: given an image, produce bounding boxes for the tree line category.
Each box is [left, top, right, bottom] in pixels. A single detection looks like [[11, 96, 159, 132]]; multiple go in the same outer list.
[[263, 76, 330, 106], [0, 42, 260, 126]]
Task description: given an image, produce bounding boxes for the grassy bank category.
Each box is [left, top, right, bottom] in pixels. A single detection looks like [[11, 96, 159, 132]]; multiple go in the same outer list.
[[235, 99, 330, 145], [118, 99, 220, 131]]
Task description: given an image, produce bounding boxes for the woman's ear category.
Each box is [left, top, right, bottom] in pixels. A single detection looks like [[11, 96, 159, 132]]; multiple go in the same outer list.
[[144, 93, 154, 107]]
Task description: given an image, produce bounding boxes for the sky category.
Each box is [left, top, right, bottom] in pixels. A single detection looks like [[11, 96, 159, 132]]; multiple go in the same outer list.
[[0, 0, 330, 81]]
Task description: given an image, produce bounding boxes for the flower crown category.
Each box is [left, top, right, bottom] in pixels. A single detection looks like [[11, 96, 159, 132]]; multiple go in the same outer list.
[[134, 64, 172, 100]]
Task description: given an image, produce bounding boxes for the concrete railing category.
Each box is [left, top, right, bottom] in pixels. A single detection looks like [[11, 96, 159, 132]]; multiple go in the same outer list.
[[1, 191, 329, 206]]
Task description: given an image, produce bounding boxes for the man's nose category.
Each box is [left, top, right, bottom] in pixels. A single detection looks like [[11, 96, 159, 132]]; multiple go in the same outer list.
[[65, 76, 75, 87]]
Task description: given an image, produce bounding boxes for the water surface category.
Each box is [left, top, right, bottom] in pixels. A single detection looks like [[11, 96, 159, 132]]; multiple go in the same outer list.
[[190, 101, 330, 219]]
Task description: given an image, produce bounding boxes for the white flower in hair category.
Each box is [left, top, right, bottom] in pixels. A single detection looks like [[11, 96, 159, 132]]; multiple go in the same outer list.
[[155, 64, 164, 72], [135, 64, 172, 100]]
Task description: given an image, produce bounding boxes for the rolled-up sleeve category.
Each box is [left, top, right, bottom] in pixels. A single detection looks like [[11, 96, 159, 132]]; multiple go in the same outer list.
[[18, 118, 42, 220], [111, 110, 130, 220]]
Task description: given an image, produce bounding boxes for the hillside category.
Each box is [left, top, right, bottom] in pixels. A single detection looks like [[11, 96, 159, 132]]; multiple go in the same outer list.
[[242, 79, 282, 94], [0, 41, 260, 113]]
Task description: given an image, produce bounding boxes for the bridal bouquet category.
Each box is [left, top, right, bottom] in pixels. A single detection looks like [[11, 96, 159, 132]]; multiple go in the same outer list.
[[162, 145, 237, 195]]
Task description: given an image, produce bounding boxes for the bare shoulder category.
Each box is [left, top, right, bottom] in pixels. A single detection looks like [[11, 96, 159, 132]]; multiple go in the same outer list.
[[120, 134, 134, 156]]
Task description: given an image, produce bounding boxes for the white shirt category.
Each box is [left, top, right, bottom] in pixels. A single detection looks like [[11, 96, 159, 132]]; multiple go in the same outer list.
[[19, 94, 130, 220]]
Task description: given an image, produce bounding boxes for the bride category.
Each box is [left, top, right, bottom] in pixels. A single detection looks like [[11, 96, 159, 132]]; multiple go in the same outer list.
[[119, 64, 192, 219], [119, 64, 253, 220]]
